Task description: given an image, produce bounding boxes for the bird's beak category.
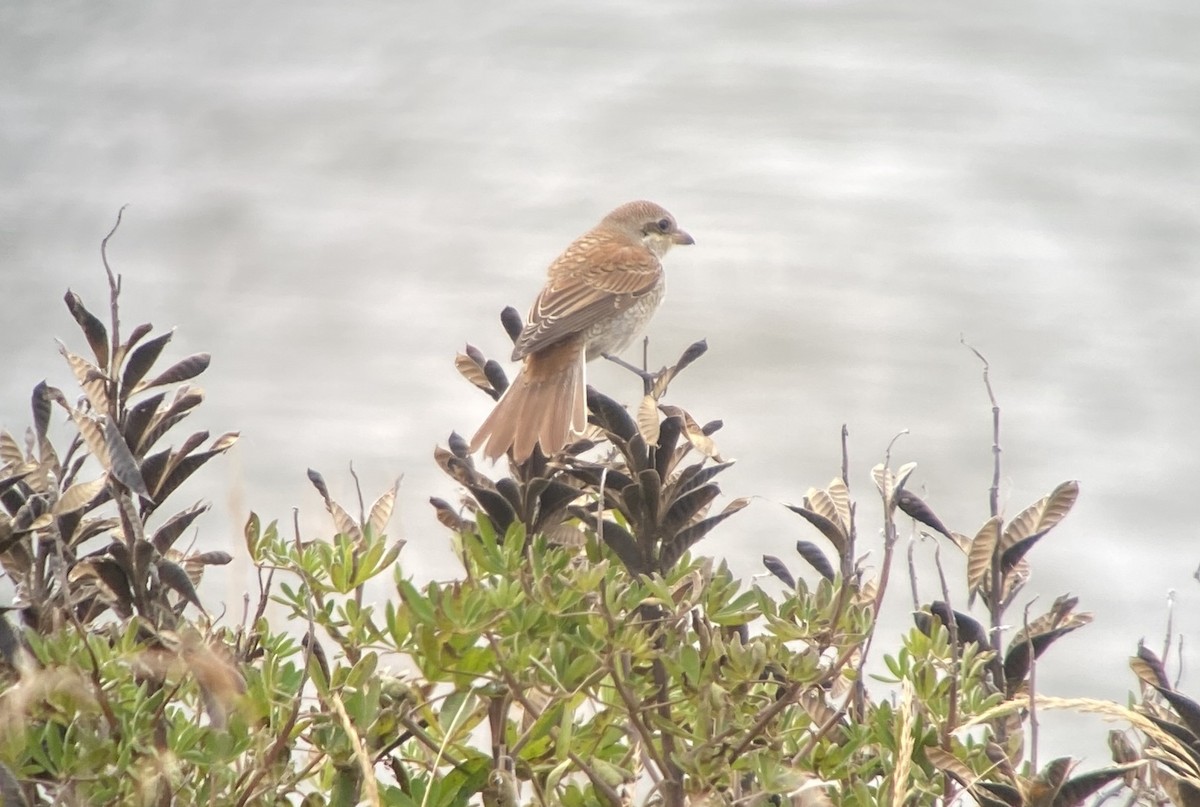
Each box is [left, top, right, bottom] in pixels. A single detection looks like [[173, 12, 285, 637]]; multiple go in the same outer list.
[[671, 229, 695, 246]]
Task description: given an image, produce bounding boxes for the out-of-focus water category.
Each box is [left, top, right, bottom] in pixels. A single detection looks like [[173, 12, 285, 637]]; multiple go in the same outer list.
[[3, 0, 1198, 768]]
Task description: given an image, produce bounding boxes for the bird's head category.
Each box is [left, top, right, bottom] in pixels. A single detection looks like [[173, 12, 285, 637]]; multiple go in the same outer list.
[[602, 200, 694, 258]]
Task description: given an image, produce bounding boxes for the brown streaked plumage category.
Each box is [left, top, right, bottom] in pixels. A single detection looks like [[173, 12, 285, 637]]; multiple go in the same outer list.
[[471, 201, 694, 462]]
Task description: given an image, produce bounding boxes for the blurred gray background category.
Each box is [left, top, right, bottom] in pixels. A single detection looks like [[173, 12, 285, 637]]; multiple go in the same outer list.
[[3, 0, 1198, 767]]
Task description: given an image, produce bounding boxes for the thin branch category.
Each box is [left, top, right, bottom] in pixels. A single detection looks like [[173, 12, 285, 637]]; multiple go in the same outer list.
[[234, 616, 313, 806], [1162, 589, 1175, 666], [349, 461, 366, 529], [1023, 598, 1040, 772], [735, 640, 862, 764], [602, 351, 655, 389], [328, 685, 381, 807], [792, 685, 856, 763], [607, 651, 671, 781], [861, 431, 908, 679], [567, 751, 624, 807], [961, 337, 1001, 519], [728, 680, 804, 761], [650, 655, 684, 807], [963, 338, 1009, 704], [906, 536, 921, 613], [932, 542, 960, 805], [303, 592, 381, 807], [101, 205, 128, 361], [348, 462, 366, 612], [1176, 634, 1185, 689]]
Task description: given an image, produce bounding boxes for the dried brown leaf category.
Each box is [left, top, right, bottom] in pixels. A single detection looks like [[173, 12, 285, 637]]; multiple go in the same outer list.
[[209, 432, 240, 452], [0, 431, 23, 468], [674, 338, 708, 374], [871, 461, 917, 503], [650, 366, 677, 400], [636, 395, 661, 445], [136, 353, 211, 394], [826, 478, 851, 534], [66, 516, 118, 548], [1054, 763, 1144, 807], [121, 329, 173, 393], [804, 487, 839, 527], [721, 496, 751, 517], [430, 497, 470, 531], [53, 476, 108, 516], [64, 290, 110, 369], [795, 540, 836, 581], [151, 503, 210, 553], [662, 484, 720, 536], [454, 350, 493, 394], [786, 504, 847, 556], [104, 416, 151, 499], [946, 531, 972, 552], [925, 746, 977, 785], [328, 500, 362, 543], [368, 477, 402, 537], [659, 405, 720, 460], [1130, 645, 1171, 690], [59, 343, 110, 412], [120, 322, 155, 359], [187, 550, 233, 567], [1011, 602, 1092, 651], [135, 387, 205, 455], [31, 382, 53, 443], [157, 558, 205, 610], [26, 512, 53, 532], [151, 449, 225, 507], [895, 488, 952, 538], [72, 412, 112, 469], [1001, 480, 1080, 550], [762, 555, 795, 588], [967, 515, 1002, 594]]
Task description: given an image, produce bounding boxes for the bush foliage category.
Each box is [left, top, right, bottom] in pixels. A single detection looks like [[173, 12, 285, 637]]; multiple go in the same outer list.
[[0, 230, 1197, 806]]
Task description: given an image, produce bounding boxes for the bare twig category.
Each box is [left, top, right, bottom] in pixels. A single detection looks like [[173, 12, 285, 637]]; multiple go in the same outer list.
[[568, 751, 624, 807], [101, 205, 128, 361], [349, 462, 366, 529], [734, 640, 862, 763], [862, 432, 908, 677], [234, 615, 313, 807], [606, 651, 671, 782], [300, 593, 381, 807], [1176, 634, 1186, 689], [1162, 589, 1175, 666], [963, 338, 1009, 705], [932, 543, 960, 807], [650, 654, 684, 807], [840, 424, 850, 488], [791, 685, 856, 763], [1023, 598, 1039, 772], [841, 424, 856, 579], [596, 588, 671, 784], [907, 536, 921, 613], [602, 351, 655, 391], [728, 680, 805, 761], [961, 337, 1001, 519]]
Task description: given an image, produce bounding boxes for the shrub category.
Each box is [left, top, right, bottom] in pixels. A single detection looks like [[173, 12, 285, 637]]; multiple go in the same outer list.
[[0, 219, 1193, 806]]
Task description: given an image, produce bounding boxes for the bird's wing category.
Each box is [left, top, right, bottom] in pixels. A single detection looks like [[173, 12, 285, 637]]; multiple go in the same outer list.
[[512, 232, 662, 360]]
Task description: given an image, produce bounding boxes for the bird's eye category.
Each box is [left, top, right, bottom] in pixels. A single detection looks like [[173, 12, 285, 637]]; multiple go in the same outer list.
[[656, 218, 671, 232]]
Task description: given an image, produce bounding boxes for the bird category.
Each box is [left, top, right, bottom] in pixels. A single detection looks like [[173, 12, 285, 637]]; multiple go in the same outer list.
[[470, 200, 694, 463]]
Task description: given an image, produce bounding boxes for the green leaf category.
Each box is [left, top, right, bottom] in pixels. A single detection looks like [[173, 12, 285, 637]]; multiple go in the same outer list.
[[680, 644, 701, 686]]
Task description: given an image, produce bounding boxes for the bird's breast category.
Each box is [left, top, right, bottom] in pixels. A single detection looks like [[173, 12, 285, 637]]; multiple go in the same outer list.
[[582, 280, 666, 360]]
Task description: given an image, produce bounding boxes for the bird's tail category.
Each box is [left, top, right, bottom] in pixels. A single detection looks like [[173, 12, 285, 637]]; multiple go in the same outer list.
[[470, 337, 586, 463]]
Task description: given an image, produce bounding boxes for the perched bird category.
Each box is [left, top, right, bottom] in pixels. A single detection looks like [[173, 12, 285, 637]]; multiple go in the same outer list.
[[471, 200, 694, 462]]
